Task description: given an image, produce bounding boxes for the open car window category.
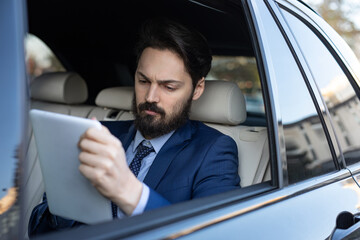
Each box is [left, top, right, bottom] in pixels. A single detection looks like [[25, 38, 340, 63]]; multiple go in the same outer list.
[[13, 0, 360, 239], [24, 0, 359, 238], [24, 0, 279, 238]]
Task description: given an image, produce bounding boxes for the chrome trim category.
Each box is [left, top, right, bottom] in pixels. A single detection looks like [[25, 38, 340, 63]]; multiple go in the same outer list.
[[275, 0, 346, 169], [348, 162, 360, 176], [165, 195, 285, 239], [247, 0, 287, 187], [282, 0, 360, 87], [265, 0, 342, 170], [163, 169, 351, 239]]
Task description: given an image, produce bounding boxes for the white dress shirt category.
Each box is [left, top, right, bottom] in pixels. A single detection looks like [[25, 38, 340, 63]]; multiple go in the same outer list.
[[117, 130, 174, 217]]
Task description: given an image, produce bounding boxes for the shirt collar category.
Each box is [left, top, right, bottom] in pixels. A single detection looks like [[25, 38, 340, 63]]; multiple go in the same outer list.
[[133, 130, 175, 154]]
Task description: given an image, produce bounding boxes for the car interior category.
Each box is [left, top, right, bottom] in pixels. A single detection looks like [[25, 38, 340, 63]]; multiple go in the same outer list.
[[24, 0, 272, 236]]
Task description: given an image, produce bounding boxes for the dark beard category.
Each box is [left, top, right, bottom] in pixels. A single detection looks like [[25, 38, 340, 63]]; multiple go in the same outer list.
[[132, 94, 192, 139]]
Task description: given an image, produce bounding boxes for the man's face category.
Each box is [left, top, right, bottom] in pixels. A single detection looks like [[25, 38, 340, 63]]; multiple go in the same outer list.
[[133, 47, 204, 139]]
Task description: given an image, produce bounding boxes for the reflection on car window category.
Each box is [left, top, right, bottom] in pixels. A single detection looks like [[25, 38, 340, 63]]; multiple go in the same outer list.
[[25, 34, 65, 83], [258, 6, 336, 184], [281, 9, 360, 166], [208, 56, 264, 114]]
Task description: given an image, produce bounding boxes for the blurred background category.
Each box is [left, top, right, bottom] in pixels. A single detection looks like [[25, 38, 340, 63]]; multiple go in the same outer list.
[[304, 0, 360, 60]]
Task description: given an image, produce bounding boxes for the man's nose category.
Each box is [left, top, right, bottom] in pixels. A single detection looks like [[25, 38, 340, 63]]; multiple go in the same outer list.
[[145, 84, 160, 103]]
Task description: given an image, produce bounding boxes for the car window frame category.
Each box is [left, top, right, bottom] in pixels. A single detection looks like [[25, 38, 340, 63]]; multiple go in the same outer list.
[[263, 0, 343, 176], [30, 0, 282, 239], [243, 0, 282, 188], [275, 0, 360, 171], [279, 0, 360, 89], [250, 0, 343, 188], [29, 0, 360, 238]]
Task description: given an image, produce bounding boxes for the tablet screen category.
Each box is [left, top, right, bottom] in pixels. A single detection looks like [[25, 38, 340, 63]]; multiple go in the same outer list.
[[30, 109, 112, 224]]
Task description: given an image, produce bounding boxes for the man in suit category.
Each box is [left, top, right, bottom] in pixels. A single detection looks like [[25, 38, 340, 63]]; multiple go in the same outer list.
[[29, 18, 240, 236]]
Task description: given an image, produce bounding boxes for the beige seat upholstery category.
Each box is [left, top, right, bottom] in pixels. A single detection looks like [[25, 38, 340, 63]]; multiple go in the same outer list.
[[207, 124, 270, 187], [93, 80, 270, 187], [190, 80, 246, 125], [190, 80, 270, 187], [88, 87, 135, 121], [31, 72, 88, 103], [30, 72, 93, 116]]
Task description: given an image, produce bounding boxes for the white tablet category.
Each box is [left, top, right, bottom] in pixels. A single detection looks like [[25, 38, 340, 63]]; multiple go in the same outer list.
[[30, 109, 112, 224]]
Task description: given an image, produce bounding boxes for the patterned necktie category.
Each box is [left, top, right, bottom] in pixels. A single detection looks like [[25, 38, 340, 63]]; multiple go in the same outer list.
[[112, 141, 154, 218]]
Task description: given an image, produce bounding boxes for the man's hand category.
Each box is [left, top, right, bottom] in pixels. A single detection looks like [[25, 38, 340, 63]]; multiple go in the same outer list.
[[78, 126, 143, 216]]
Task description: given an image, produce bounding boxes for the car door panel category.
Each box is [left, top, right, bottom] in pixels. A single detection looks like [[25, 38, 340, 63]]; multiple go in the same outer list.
[[177, 171, 360, 239]]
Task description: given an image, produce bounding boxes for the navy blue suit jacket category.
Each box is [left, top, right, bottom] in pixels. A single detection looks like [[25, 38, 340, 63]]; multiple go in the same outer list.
[[29, 120, 240, 236]]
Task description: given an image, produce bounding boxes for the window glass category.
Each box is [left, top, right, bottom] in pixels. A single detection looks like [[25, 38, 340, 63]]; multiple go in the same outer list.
[[257, 3, 336, 183], [281, 9, 360, 166], [25, 34, 66, 83], [208, 56, 264, 115]]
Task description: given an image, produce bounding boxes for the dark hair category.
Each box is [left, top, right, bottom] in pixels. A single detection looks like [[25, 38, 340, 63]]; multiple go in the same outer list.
[[135, 18, 212, 88]]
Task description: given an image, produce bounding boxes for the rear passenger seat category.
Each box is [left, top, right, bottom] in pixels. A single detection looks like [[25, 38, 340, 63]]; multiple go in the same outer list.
[[92, 80, 271, 187], [190, 81, 271, 187], [30, 72, 94, 117], [89, 87, 135, 121], [25, 73, 270, 236]]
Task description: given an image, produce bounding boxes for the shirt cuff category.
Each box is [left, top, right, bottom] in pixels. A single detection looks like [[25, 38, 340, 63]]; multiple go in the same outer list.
[[131, 183, 149, 216], [117, 183, 149, 218]]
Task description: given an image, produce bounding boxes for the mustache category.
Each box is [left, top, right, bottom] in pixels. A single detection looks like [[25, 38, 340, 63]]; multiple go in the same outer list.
[[138, 102, 165, 115]]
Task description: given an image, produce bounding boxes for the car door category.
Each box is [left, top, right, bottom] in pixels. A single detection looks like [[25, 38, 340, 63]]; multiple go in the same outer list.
[[20, 0, 360, 239], [0, 0, 28, 239], [177, 0, 360, 239], [273, 1, 360, 237]]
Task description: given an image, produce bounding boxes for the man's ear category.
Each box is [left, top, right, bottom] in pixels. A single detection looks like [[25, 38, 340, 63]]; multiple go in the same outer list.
[[192, 77, 205, 100]]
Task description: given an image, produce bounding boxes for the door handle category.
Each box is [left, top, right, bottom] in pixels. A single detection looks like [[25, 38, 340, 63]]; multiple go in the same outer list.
[[328, 211, 360, 240]]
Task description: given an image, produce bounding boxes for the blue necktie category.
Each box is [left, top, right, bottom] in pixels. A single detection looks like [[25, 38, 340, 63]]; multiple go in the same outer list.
[[111, 141, 154, 218]]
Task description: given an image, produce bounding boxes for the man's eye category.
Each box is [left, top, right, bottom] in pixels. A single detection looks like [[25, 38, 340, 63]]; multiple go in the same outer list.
[[165, 85, 175, 91], [139, 79, 148, 84]]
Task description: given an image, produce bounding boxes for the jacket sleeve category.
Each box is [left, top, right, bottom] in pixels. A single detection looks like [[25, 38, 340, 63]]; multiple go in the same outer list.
[[143, 134, 240, 210], [28, 193, 81, 237], [192, 134, 240, 198], [144, 188, 171, 211]]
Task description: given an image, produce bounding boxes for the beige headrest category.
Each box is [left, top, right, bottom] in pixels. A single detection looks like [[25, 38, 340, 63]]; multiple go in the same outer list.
[[31, 72, 88, 104], [95, 87, 134, 110], [190, 80, 246, 125], [94, 80, 246, 125]]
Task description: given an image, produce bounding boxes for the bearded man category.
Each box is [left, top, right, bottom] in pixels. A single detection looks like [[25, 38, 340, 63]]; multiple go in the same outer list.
[[29, 18, 240, 236]]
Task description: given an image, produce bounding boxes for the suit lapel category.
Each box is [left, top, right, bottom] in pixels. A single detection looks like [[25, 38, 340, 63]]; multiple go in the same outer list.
[[144, 120, 193, 189], [102, 120, 135, 150], [119, 124, 136, 150]]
